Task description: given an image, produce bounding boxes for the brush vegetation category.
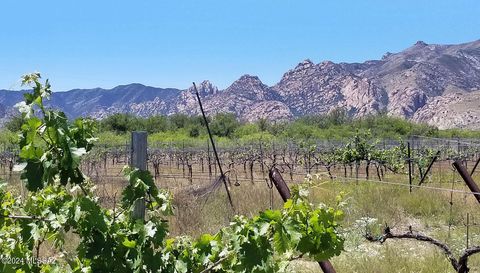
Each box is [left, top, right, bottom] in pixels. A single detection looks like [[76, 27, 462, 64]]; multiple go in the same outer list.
[[4, 109, 480, 147]]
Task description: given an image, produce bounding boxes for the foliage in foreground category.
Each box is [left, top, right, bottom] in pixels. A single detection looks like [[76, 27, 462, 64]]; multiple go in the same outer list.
[[0, 73, 344, 272]]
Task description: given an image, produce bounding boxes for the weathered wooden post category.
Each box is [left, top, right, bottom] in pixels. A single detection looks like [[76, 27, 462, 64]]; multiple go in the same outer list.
[[131, 131, 147, 220], [407, 142, 413, 192], [125, 139, 128, 163], [268, 167, 336, 273], [268, 167, 290, 201], [453, 160, 480, 204]]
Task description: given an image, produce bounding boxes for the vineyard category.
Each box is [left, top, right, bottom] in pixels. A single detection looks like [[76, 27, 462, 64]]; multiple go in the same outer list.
[[2, 74, 480, 272]]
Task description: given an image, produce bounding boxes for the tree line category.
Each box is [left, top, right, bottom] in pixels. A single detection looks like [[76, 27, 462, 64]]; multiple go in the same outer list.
[[4, 108, 480, 142]]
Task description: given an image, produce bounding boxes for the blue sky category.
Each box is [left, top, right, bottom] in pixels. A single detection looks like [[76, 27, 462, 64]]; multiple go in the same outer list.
[[1, 0, 479, 91]]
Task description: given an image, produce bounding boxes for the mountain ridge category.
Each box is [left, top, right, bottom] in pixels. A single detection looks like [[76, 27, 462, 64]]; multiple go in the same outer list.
[[2, 39, 480, 129]]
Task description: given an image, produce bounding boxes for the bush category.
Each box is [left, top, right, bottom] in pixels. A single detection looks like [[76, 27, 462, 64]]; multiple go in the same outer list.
[[100, 113, 139, 133], [168, 113, 191, 129], [210, 113, 239, 138], [142, 115, 169, 133], [4, 115, 25, 132], [93, 111, 480, 143]]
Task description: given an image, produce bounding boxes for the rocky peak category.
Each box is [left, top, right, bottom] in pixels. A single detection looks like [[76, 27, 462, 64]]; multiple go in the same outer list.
[[401, 40, 442, 61], [236, 74, 262, 83], [277, 59, 345, 89], [318, 60, 347, 76], [197, 80, 218, 96], [294, 59, 315, 71], [382, 52, 393, 60], [187, 80, 219, 97], [277, 60, 318, 88], [228, 74, 267, 92], [225, 74, 274, 100], [282, 59, 315, 76], [319, 60, 334, 66], [414, 40, 428, 47]]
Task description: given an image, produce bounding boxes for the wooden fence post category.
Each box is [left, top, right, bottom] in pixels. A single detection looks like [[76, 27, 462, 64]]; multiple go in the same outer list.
[[268, 167, 336, 273], [453, 160, 480, 205], [407, 142, 412, 192], [131, 131, 147, 220]]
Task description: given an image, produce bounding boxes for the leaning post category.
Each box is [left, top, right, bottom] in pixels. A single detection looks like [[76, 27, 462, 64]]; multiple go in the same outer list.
[[268, 167, 336, 273], [453, 160, 480, 205]]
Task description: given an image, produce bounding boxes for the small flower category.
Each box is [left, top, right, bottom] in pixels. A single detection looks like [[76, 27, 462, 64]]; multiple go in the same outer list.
[[14, 101, 32, 118]]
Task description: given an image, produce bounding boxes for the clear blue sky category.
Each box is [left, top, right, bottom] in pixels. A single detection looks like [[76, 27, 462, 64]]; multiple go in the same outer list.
[[1, 0, 479, 91]]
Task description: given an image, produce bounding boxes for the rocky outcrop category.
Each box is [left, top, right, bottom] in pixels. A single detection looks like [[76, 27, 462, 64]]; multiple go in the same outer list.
[[195, 75, 292, 121], [340, 78, 388, 117], [176, 80, 218, 115], [273, 60, 387, 116], [243, 101, 293, 122], [349, 40, 480, 119], [412, 91, 480, 129]]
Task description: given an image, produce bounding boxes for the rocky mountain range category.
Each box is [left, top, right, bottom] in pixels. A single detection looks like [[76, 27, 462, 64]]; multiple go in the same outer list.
[[1, 39, 480, 129]]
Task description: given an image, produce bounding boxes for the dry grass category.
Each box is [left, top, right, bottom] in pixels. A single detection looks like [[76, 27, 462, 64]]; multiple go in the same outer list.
[[2, 158, 480, 272]]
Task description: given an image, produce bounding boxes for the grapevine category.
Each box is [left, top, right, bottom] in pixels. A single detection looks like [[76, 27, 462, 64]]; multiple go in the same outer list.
[[0, 73, 345, 273]]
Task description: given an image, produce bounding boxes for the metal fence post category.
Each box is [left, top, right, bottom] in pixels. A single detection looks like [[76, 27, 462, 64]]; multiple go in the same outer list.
[[418, 151, 440, 186]]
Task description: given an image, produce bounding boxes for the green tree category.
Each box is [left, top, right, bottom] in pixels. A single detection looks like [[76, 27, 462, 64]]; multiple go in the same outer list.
[[3, 115, 25, 132], [188, 125, 200, 137], [168, 113, 191, 129], [256, 118, 269, 132], [142, 115, 169, 133], [325, 107, 349, 126], [210, 113, 239, 137], [100, 113, 138, 133]]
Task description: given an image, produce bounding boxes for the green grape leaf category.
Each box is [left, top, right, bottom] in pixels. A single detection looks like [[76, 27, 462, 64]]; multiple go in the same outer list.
[[122, 238, 136, 249]]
